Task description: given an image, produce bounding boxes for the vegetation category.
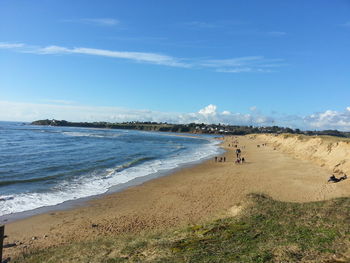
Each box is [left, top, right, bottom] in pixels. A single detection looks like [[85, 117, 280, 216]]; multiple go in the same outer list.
[[31, 119, 350, 137], [14, 194, 350, 263]]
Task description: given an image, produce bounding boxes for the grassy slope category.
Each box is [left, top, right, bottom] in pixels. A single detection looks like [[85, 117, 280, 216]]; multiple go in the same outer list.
[[14, 194, 350, 263]]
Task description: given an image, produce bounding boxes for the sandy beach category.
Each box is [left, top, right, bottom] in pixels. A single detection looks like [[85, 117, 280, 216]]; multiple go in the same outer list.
[[4, 135, 350, 259]]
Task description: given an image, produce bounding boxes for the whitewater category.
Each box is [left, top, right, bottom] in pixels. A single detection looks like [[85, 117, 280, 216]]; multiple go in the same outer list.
[[0, 122, 222, 217]]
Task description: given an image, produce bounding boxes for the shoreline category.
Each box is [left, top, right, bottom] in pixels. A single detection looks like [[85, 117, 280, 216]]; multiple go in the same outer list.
[[4, 135, 350, 259], [0, 135, 224, 224]]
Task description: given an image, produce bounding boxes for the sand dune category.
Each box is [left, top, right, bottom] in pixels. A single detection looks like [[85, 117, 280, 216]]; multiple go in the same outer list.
[[256, 134, 350, 177]]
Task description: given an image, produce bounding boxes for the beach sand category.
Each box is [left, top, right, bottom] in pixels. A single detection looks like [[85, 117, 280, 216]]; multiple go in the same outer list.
[[4, 135, 350, 259]]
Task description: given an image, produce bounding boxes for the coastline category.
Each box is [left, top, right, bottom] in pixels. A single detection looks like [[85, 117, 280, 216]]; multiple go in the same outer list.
[[0, 127, 223, 220], [0, 133, 224, 224], [4, 135, 350, 259]]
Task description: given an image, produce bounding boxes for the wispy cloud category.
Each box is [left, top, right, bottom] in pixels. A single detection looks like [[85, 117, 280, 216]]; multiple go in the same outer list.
[[2, 43, 190, 68], [63, 18, 119, 26], [57, 46, 188, 67], [200, 56, 265, 67], [182, 21, 219, 29], [0, 42, 284, 72], [0, 42, 24, 48], [106, 36, 168, 42], [181, 20, 245, 30], [181, 20, 287, 39], [216, 68, 254, 73], [202, 56, 283, 73], [340, 21, 350, 27]]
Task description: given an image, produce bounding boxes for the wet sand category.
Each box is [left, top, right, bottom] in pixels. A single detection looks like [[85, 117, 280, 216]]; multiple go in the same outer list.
[[4, 135, 350, 259]]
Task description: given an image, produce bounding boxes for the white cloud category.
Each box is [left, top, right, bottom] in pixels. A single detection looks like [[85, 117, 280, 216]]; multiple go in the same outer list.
[[27, 45, 191, 68], [249, 106, 257, 111], [216, 68, 253, 73], [0, 101, 275, 127], [303, 108, 350, 130], [36, 45, 71, 54], [0, 42, 284, 72], [198, 104, 217, 116], [2, 101, 350, 130], [0, 101, 172, 123], [82, 18, 119, 26], [0, 42, 24, 49], [63, 18, 119, 26], [204, 56, 283, 73], [201, 56, 264, 68], [181, 20, 245, 30]]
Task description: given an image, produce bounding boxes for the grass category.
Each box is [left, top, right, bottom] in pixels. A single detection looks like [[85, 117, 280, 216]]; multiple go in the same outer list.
[[278, 133, 350, 143], [13, 194, 350, 263]]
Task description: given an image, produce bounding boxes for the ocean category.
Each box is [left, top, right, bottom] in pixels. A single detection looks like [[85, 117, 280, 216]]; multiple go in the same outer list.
[[0, 122, 221, 217]]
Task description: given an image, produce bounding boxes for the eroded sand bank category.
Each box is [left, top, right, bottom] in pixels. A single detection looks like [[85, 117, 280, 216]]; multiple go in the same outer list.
[[256, 134, 350, 176]]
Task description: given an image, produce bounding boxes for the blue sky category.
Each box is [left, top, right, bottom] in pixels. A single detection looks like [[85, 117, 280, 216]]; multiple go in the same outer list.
[[1, 0, 350, 130]]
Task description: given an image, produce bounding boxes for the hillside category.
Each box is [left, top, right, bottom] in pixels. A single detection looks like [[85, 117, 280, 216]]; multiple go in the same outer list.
[[31, 119, 350, 137]]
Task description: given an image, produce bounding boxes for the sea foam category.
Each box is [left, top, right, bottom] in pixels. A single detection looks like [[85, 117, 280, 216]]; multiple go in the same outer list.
[[0, 139, 221, 216]]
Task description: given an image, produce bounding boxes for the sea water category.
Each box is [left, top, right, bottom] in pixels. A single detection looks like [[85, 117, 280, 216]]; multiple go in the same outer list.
[[0, 122, 221, 217]]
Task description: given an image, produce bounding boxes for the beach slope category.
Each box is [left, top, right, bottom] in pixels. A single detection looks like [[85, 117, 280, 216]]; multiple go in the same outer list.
[[4, 134, 350, 260]]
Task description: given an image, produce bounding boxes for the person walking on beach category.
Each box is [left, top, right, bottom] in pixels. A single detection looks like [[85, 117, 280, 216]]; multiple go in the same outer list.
[[235, 148, 241, 158]]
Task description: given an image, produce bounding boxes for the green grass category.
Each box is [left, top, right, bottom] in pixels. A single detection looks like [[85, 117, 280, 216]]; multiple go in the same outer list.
[[14, 194, 350, 263]]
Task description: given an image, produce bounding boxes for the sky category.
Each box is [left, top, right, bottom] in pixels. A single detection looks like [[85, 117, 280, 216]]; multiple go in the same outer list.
[[0, 0, 350, 130]]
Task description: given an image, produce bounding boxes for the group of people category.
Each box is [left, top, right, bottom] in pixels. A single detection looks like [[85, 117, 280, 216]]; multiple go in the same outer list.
[[235, 157, 245, 164], [214, 138, 246, 164], [214, 156, 226, 162], [235, 148, 245, 164], [225, 136, 348, 184]]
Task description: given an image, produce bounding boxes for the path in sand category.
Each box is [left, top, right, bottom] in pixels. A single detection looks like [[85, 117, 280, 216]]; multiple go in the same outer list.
[[4, 135, 350, 258]]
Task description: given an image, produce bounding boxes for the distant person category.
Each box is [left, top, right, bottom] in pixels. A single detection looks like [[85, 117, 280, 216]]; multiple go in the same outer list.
[[242, 157, 245, 163], [328, 174, 347, 183], [235, 149, 241, 158], [224, 157, 226, 162], [215, 156, 218, 162]]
